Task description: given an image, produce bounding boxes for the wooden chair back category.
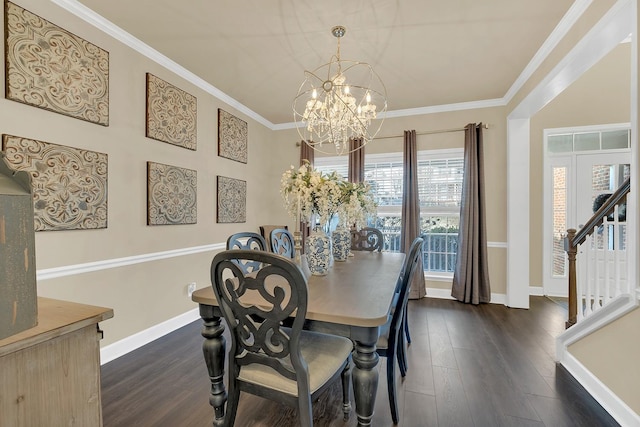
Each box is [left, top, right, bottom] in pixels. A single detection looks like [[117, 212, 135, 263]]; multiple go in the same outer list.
[[270, 228, 295, 259], [351, 227, 384, 252]]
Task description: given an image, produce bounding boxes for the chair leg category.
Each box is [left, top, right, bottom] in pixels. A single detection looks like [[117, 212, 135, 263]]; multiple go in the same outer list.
[[386, 349, 400, 424], [225, 379, 241, 427], [341, 360, 352, 420], [404, 308, 411, 344], [397, 333, 407, 377]]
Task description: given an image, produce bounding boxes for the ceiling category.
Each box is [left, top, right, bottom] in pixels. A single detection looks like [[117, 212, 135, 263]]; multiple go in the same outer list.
[[74, 0, 575, 127]]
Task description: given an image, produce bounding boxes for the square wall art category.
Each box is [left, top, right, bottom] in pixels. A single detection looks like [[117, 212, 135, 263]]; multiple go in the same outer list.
[[218, 109, 247, 163], [147, 161, 197, 225], [146, 73, 197, 150], [2, 134, 108, 231], [4, 1, 109, 125], [217, 176, 246, 223]]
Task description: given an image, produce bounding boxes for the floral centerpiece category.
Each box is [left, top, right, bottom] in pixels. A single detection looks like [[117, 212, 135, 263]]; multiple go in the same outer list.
[[337, 181, 377, 230], [280, 160, 343, 229], [281, 162, 377, 271]]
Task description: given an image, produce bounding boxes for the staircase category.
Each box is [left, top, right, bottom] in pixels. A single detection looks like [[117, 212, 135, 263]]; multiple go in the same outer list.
[[564, 177, 632, 327], [557, 177, 640, 426]]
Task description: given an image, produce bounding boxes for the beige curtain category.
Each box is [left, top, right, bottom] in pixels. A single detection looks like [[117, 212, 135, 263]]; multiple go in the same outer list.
[[348, 137, 364, 183], [451, 123, 491, 304], [401, 130, 426, 299], [299, 141, 314, 252]]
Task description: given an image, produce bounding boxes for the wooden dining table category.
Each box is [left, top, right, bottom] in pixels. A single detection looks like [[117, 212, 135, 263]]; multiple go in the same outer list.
[[192, 250, 405, 427]]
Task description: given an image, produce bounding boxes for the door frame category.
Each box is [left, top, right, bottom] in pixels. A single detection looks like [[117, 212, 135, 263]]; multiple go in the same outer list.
[[542, 124, 631, 297]]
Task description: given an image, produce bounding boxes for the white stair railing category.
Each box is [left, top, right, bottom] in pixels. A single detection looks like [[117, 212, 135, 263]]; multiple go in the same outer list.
[[565, 177, 631, 327], [576, 205, 628, 323]]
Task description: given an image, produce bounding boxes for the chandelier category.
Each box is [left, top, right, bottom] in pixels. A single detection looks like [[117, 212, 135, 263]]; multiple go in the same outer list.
[[293, 26, 387, 155]]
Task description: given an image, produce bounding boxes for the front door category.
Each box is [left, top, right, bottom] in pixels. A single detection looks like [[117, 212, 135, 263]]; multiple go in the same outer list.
[[544, 147, 630, 297]]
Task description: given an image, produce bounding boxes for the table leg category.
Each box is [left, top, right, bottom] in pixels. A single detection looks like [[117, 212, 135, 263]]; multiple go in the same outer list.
[[200, 304, 226, 426], [352, 336, 379, 427]]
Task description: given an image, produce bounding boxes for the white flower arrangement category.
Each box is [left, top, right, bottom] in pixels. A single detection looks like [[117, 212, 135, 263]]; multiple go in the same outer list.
[[281, 161, 377, 230], [337, 181, 377, 229]]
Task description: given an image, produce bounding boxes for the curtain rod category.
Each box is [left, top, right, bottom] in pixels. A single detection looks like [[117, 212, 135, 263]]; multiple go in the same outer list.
[[373, 123, 489, 140], [294, 123, 489, 146]]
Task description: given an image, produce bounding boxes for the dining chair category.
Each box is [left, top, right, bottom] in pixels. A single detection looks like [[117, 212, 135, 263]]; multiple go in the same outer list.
[[210, 250, 353, 426], [226, 232, 267, 274], [376, 236, 424, 424], [270, 228, 295, 259], [259, 225, 287, 252], [350, 227, 384, 252]]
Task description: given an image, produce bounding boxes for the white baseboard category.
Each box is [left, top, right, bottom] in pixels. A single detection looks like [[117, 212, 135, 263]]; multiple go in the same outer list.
[[426, 287, 506, 305], [100, 308, 201, 365], [529, 286, 544, 296], [560, 352, 640, 427]]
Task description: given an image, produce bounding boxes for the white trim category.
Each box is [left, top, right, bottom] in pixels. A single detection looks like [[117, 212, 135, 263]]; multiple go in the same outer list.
[[51, 0, 273, 129], [425, 288, 507, 305], [555, 294, 638, 358], [560, 352, 640, 427], [506, 118, 531, 308], [37, 243, 224, 281], [379, 99, 506, 119], [100, 308, 200, 364], [509, 0, 634, 120], [529, 286, 545, 296], [503, 0, 594, 104], [506, 0, 635, 309], [487, 241, 507, 248]]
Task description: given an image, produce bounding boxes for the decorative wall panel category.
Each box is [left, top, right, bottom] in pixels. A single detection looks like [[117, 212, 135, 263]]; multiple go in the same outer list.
[[4, 1, 109, 126], [2, 134, 108, 231], [147, 162, 197, 225], [217, 176, 246, 223], [146, 73, 197, 150], [218, 109, 247, 163]]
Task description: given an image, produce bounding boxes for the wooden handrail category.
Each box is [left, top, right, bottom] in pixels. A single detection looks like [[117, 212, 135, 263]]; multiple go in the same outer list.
[[565, 177, 630, 329], [573, 177, 630, 246]]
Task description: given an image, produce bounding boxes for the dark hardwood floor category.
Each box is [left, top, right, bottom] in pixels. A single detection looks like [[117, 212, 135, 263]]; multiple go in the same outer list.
[[101, 296, 619, 427]]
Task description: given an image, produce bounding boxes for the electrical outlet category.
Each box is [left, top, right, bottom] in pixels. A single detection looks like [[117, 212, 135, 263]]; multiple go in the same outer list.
[[187, 282, 196, 298]]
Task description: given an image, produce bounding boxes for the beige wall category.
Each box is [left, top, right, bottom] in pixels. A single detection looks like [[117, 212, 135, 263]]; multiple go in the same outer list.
[[0, 0, 289, 346], [529, 43, 631, 287], [568, 307, 640, 414], [275, 107, 509, 296]]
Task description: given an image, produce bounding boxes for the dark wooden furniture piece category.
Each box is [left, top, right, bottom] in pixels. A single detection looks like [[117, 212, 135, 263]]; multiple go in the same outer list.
[[0, 297, 113, 426], [270, 228, 295, 259], [193, 251, 405, 427], [259, 224, 287, 252], [210, 250, 353, 426], [226, 232, 267, 274], [376, 237, 424, 424], [351, 227, 384, 252]]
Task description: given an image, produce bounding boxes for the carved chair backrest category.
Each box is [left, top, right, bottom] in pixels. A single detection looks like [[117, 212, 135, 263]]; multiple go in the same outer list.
[[270, 228, 295, 259], [226, 232, 267, 274], [351, 227, 384, 252], [210, 250, 311, 394]]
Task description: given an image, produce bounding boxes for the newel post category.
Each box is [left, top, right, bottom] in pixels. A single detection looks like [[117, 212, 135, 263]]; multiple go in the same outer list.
[[565, 229, 577, 328]]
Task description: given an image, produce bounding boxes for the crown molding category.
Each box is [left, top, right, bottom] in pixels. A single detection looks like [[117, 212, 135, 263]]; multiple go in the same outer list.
[[51, 0, 586, 130], [503, 0, 593, 104], [50, 0, 275, 129]]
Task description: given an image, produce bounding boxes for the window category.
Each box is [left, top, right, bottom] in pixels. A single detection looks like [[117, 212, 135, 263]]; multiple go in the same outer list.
[[315, 149, 464, 275]]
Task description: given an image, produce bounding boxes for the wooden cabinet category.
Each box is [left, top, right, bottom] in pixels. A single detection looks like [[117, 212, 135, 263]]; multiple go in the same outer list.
[[0, 297, 113, 426]]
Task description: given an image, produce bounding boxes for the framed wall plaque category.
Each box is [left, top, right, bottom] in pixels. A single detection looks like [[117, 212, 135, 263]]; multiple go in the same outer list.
[[216, 176, 246, 223], [5, 1, 109, 125], [147, 161, 197, 225], [146, 73, 197, 150], [2, 134, 108, 231], [218, 109, 247, 163]]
